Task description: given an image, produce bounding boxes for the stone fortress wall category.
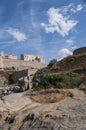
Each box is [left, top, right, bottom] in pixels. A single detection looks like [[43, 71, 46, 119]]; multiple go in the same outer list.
[[0, 53, 46, 70], [0, 59, 46, 70]]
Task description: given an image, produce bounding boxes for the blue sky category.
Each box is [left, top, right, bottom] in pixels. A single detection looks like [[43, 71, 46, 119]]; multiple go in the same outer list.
[[0, 0, 86, 63]]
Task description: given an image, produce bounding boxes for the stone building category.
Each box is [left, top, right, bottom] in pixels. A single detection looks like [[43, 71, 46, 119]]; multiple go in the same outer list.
[[21, 54, 45, 63], [73, 47, 86, 55], [0, 53, 17, 60], [0, 53, 46, 70]]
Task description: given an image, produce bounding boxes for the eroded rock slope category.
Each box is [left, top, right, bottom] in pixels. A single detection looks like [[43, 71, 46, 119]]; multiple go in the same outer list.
[[0, 89, 86, 130]]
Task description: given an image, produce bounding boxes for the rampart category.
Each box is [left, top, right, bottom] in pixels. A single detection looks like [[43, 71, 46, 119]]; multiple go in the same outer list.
[[0, 58, 46, 70]]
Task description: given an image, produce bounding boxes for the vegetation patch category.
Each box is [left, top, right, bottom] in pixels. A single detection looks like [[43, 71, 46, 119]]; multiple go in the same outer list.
[[33, 72, 82, 91]]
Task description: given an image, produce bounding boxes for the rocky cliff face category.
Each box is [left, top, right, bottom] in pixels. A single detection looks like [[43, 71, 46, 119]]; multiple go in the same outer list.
[[0, 89, 86, 130]]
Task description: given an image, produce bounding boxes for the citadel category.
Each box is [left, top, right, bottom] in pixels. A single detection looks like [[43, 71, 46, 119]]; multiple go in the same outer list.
[[0, 46, 86, 70], [0, 53, 45, 70]]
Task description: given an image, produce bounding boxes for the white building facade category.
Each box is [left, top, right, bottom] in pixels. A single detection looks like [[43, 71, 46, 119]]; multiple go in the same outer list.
[[21, 54, 45, 64]]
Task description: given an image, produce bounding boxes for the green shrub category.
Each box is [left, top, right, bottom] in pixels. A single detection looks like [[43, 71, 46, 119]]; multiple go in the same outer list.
[[33, 72, 82, 91]]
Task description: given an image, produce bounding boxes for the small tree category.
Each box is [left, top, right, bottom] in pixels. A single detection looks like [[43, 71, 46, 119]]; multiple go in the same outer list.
[[48, 59, 57, 68]]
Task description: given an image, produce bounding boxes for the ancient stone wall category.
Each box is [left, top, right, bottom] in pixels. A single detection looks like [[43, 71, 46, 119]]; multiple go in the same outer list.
[[0, 58, 46, 70]]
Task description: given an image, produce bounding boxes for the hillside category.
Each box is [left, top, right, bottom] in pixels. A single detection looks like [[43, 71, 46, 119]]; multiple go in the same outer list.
[[32, 53, 86, 91], [33, 53, 86, 79], [44, 54, 86, 74], [0, 48, 86, 130], [53, 54, 85, 72]]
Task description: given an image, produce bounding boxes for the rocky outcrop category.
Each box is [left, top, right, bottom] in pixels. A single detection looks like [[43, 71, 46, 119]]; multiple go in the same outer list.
[[0, 89, 86, 130], [17, 76, 29, 92], [0, 71, 13, 85], [79, 83, 86, 93], [73, 46, 86, 55], [0, 68, 38, 95], [9, 69, 29, 84], [0, 76, 30, 96]]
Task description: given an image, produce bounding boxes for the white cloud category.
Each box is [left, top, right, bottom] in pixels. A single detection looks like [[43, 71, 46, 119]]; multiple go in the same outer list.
[[58, 48, 73, 59], [71, 4, 84, 13], [76, 4, 84, 11], [6, 28, 27, 42], [41, 6, 78, 37], [59, 3, 74, 14], [66, 39, 74, 44], [66, 38, 77, 50], [71, 45, 77, 50]]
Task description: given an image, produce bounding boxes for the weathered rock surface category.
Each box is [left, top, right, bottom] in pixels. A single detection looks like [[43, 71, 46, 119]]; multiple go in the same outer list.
[[0, 88, 86, 130], [79, 83, 86, 93], [0, 76, 30, 96]]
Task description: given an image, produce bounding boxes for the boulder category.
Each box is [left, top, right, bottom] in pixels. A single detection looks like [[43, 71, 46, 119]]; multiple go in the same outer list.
[[9, 69, 29, 84], [0, 87, 12, 97], [17, 76, 29, 92], [79, 83, 86, 92], [13, 86, 22, 93]]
